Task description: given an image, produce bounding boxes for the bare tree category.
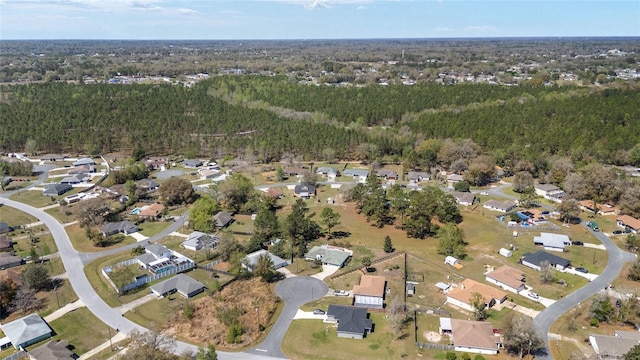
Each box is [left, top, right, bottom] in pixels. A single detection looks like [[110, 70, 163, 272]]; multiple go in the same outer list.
[[117, 329, 178, 360], [10, 287, 41, 313], [540, 260, 555, 284], [502, 315, 543, 359], [75, 197, 111, 228]]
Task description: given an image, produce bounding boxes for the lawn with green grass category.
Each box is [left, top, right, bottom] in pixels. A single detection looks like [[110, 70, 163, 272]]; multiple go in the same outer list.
[[38, 279, 79, 317], [66, 223, 136, 252], [125, 293, 202, 330], [46, 307, 113, 355], [45, 205, 77, 224], [9, 189, 56, 208], [11, 233, 58, 258], [0, 205, 37, 226], [137, 220, 172, 237]]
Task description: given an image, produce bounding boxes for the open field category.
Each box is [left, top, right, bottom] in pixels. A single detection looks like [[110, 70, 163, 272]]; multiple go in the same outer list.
[[9, 189, 57, 208], [0, 205, 37, 226], [45, 205, 77, 224], [66, 223, 136, 252]]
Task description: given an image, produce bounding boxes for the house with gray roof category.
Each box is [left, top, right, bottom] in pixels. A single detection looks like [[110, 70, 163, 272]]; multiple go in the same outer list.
[[305, 245, 352, 267], [533, 232, 571, 252], [521, 250, 571, 271], [483, 199, 517, 213], [407, 171, 430, 184], [0, 252, 22, 269], [325, 305, 373, 339], [43, 183, 72, 196], [60, 173, 90, 184], [182, 159, 203, 168], [316, 167, 338, 181], [451, 191, 476, 206], [150, 274, 205, 298], [294, 183, 316, 198], [376, 169, 398, 180], [101, 221, 139, 236], [0, 222, 10, 234], [343, 169, 369, 183], [72, 157, 95, 167], [28, 340, 76, 360], [0, 314, 52, 349], [136, 178, 159, 191], [182, 232, 218, 251], [243, 249, 289, 272], [589, 331, 640, 359], [213, 212, 234, 228]]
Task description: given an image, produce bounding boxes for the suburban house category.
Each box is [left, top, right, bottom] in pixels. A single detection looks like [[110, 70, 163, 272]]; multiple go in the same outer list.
[[533, 232, 571, 252], [451, 191, 476, 206], [60, 173, 90, 184], [101, 221, 139, 236], [27, 340, 76, 360], [485, 265, 526, 294], [136, 178, 159, 191], [138, 203, 166, 219], [150, 274, 205, 298], [294, 183, 316, 198], [283, 167, 308, 178], [145, 158, 168, 171], [447, 174, 464, 185], [617, 215, 640, 233], [0, 314, 53, 349], [325, 305, 373, 339], [589, 330, 640, 359], [534, 183, 565, 202], [242, 249, 289, 272], [43, 183, 72, 196], [520, 250, 571, 271], [0, 234, 12, 252], [483, 200, 517, 213], [376, 169, 398, 182], [0, 253, 22, 269], [439, 318, 501, 355], [182, 159, 203, 168], [199, 169, 220, 180], [213, 212, 234, 229], [68, 165, 94, 174], [579, 200, 619, 216], [446, 278, 507, 312], [263, 187, 283, 199], [72, 157, 95, 167], [305, 245, 352, 267], [0, 222, 10, 234], [316, 167, 339, 181], [103, 184, 125, 198], [136, 243, 193, 275], [407, 171, 430, 184], [343, 169, 369, 183], [182, 232, 218, 251], [352, 275, 386, 309]]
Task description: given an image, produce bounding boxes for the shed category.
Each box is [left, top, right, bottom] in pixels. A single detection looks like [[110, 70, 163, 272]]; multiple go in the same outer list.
[[444, 256, 458, 267], [407, 282, 416, 296], [499, 248, 513, 258]]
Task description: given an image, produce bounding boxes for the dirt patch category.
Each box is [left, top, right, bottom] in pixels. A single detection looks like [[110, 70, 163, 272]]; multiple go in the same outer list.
[[424, 331, 442, 342], [165, 278, 279, 349]]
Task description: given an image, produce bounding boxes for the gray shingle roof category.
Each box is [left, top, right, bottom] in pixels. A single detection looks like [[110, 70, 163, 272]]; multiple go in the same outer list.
[[150, 274, 205, 297], [213, 212, 234, 228], [343, 169, 369, 177], [327, 305, 372, 336], [305, 246, 351, 267], [28, 340, 75, 360], [522, 250, 570, 268], [244, 249, 289, 271]]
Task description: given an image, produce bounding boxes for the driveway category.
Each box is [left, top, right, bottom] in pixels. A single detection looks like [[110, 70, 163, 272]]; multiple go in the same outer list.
[[311, 264, 340, 280], [246, 276, 328, 358], [520, 288, 556, 308]]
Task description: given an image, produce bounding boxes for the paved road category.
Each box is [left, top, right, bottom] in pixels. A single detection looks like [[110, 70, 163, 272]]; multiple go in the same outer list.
[[246, 277, 328, 358], [0, 198, 276, 360], [532, 224, 636, 359]]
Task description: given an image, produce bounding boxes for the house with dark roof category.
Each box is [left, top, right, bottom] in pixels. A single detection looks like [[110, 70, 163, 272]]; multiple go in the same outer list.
[[182, 159, 203, 168], [353, 275, 386, 309], [0, 253, 22, 269], [521, 250, 571, 271], [0, 222, 10, 234], [136, 178, 159, 191], [213, 212, 234, 228], [483, 199, 517, 213], [294, 183, 316, 198], [485, 265, 526, 294], [101, 221, 139, 236], [305, 245, 352, 267], [325, 305, 373, 339], [60, 173, 90, 184], [150, 274, 205, 298], [43, 183, 72, 196], [439, 318, 501, 355], [27, 340, 76, 360], [0, 314, 52, 349], [451, 191, 476, 206], [0, 234, 12, 252], [376, 169, 398, 181]]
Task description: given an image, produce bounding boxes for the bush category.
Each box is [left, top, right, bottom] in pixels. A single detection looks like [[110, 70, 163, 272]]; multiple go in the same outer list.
[[445, 352, 457, 360], [461, 354, 471, 360], [184, 302, 195, 320], [590, 318, 600, 327], [474, 355, 485, 360]]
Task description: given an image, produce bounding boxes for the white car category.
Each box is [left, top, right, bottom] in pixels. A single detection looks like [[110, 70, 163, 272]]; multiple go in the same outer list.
[[334, 290, 349, 297], [527, 292, 539, 300]]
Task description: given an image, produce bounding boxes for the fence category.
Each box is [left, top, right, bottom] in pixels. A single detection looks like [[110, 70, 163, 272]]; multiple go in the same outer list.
[[327, 251, 406, 281], [416, 308, 451, 317], [2, 351, 27, 360], [201, 259, 222, 269], [416, 342, 454, 351], [102, 259, 195, 294]]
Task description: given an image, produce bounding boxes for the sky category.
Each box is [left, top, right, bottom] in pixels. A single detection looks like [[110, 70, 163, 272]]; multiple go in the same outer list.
[[1, 0, 639, 40]]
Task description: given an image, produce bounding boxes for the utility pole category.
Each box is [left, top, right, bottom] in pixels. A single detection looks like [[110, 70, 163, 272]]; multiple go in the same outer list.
[[54, 285, 60, 309], [107, 326, 114, 351]]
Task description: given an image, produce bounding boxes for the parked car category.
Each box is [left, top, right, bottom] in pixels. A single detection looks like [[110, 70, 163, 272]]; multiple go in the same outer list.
[[365, 267, 377, 273], [613, 230, 623, 235], [623, 229, 632, 234], [571, 241, 584, 246], [575, 267, 588, 273], [527, 292, 539, 300], [313, 309, 326, 315], [334, 290, 349, 297], [616, 299, 622, 308]]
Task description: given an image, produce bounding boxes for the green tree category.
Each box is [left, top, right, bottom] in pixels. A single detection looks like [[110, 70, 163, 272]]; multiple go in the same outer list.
[[501, 315, 543, 359], [22, 263, 50, 291], [387, 184, 410, 222], [217, 174, 255, 212], [254, 253, 275, 282], [131, 245, 145, 256], [518, 187, 541, 208], [590, 295, 615, 323], [383, 235, 394, 253], [216, 232, 244, 262], [275, 166, 285, 182], [253, 208, 280, 243], [361, 256, 372, 267], [320, 207, 341, 238], [196, 344, 218, 360], [513, 171, 534, 193], [437, 223, 466, 258], [189, 196, 220, 233], [624, 344, 640, 360], [557, 198, 581, 223], [361, 187, 389, 227], [453, 180, 470, 192], [470, 292, 487, 320], [159, 177, 195, 206]]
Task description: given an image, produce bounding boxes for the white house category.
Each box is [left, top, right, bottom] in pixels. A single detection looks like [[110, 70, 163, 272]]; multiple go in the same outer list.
[[343, 169, 369, 183], [485, 265, 526, 294], [440, 318, 501, 355], [181, 231, 218, 251], [534, 184, 565, 203], [242, 249, 289, 272], [483, 199, 517, 213], [451, 192, 475, 206], [533, 232, 571, 252]]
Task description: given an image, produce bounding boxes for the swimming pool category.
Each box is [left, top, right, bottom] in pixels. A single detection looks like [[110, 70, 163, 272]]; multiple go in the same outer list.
[[130, 208, 141, 215], [515, 212, 529, 221]]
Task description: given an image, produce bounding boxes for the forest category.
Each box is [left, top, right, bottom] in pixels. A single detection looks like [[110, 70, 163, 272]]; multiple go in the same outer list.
[[1, 78, 639, 167]]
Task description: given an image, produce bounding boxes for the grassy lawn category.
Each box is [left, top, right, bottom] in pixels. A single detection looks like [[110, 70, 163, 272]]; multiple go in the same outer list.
[[38, 278, 79, 317], [137, 220, 172, 237], [125, 293, 203, 330], [84, 252, 153, 307], [11, 233, 58, 258], [284, 258, 323, 277], [0, 205, 37, 226], [299, 296, 353, 312], [66, 223, 136, 252], [45, 205, 77, 224], [46, 307, 114, 355], [9, 189, 56, 208]]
